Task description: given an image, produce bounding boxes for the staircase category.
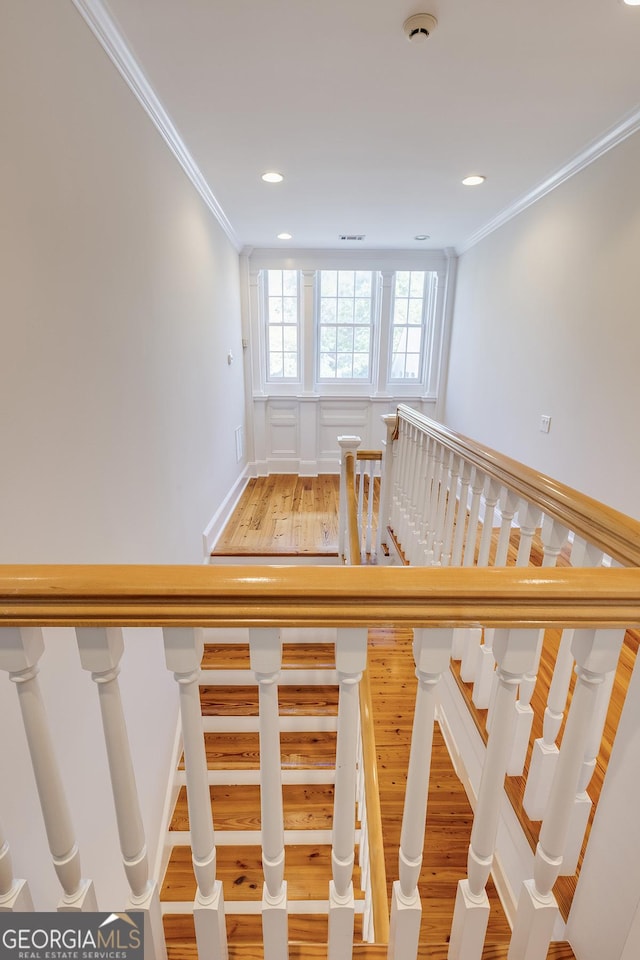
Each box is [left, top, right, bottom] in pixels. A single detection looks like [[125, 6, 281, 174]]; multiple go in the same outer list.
[[160, 629, 369, 957]]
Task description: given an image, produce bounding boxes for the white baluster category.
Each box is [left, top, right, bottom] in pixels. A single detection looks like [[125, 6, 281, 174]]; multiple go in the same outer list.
[[508, 515, 569, 776], [462, 468, 484, 567], [338, 436, 362, 563], [560, 665, 616, 875], [357, 461, 366, 545], [450, 461, 472, 568], [407, 429, 427, 563], [250, 628, 288, 960], [476, 489, 519, 714], [431, 449, 453, 564], [461, 476, 497, 687], [493, 488, 520, 566], [378, 414, 398, 557], [476, 478, 501, 568], [163, 628, 227, 960], [399, 424, 418, 551], [76, 628, 166, 959], [439, 454, 461, 567], [523, 538, 605, 819], [411, 434, 435, 566], [329, 628, 368, 960], [0, 817, 33, 911], [487, 500, 541, 734], [388, 419, 403, 538], [0, 628, 97, 911], [365, 461, 377, 557], [388, 628, 453, 960], [449, 628, 539, 960], [508, 628, 625, 960], [423, 442, 445, 565]]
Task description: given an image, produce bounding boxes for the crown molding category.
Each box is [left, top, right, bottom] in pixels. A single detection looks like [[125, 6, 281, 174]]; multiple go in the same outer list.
[[72, 0, 242, 252], [457, 104, 640, 255]]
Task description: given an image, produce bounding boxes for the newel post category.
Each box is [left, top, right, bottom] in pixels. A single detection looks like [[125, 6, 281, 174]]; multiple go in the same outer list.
[[0, 628, 97, 912], [76, 628, 167, 960], [388, 628, 453, 960], [338, 435, 362, 562], [163, 628, 227, 960]]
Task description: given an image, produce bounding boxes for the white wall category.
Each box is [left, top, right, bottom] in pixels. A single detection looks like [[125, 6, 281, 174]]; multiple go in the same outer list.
[[0, 2, 245, 908], [566, 652, 640, 958], [443, 130, 640, 520]]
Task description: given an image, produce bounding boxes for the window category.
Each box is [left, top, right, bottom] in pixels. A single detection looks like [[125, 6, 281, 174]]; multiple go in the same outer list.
[[389, 270, 437, 381], [253, 257, 445, 398], [318, 270, 374, 380], [266, 269, 299, 380]]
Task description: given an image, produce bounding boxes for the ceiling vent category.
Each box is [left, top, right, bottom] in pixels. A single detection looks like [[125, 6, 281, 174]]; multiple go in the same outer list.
[[403, 13, 438, 42], [339, 234, 365, 241]]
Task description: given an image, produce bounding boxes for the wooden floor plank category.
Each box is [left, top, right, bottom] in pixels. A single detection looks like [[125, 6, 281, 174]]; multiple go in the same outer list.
[[169, 783, 335, 832], [199, 684, 339, 717], [161, 844, 364, 902], [176, 731, 337, 770]]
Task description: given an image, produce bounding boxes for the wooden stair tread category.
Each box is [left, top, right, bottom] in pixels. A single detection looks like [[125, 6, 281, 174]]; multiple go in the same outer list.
[[199, 684, 338, 717], [163, 912, 362, 947], [161, 843, 364, 901], [164, 939, 575, 960], [201, 642, 336, 669], [178, 731, 336, 770], [169, 783, 335, 831]]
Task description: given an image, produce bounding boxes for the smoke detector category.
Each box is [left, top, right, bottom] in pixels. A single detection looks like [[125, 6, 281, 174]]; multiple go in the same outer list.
[[403, 13, 438, 42]]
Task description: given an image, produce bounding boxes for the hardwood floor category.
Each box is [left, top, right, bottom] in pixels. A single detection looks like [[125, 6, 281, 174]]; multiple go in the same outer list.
[[212, 475, 340, 556]]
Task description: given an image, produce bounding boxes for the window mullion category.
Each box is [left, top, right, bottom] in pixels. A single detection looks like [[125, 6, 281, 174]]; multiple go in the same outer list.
[[376, 270, 393, 395], [301, 270, 315, 393]]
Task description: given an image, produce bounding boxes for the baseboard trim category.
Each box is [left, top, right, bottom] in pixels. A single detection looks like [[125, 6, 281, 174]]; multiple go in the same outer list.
[[247, 458, 340, 476], [202, 471, 249, 558]]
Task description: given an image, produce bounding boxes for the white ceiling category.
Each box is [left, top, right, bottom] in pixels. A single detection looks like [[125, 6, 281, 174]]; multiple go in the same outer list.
[[84, 0, 640, 252]]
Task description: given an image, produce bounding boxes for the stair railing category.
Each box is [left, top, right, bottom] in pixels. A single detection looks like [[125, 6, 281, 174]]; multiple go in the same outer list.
[[375, 404, 640, 872], [2, 565, 640, 960]]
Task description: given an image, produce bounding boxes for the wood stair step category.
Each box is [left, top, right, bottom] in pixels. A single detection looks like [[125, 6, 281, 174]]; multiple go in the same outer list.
[[162, 913, 363, 950], [201, 642, 336, 670], [169, 783, 335, 832], [177, 731, 337, 770], [161, 843, 364, 902], [163, 936, 576, 960], [199, 684, 338, 717]]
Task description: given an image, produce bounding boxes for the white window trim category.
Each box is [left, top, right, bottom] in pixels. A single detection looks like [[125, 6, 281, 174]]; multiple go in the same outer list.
[[247, 249, 451, 402]]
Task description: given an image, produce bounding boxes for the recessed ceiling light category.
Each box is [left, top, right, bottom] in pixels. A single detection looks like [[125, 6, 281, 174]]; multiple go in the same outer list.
[[462, 175, 486, 186], [277, 232, 292, 240], [414, 234, 430, 241], [262, 172, 284, 183], [624, 1, 640, 6]]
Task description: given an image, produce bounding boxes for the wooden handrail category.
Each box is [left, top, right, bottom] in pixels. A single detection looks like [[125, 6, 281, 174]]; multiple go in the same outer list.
[[2, 565, 640, 627], [396, 404, 640, 567], [345, 453, 362, 566], [356, 450, 383, 461], [359, 666, 390, 944]]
